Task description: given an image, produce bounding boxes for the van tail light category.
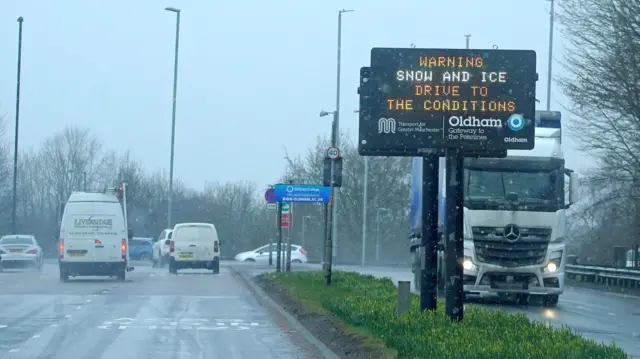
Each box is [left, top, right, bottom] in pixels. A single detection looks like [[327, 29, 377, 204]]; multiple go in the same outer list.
[[169, 240, 175, 253], [121, 239, 127, 260], [299, 249, 306, 255], [59, 239, 65, 259], [26, 249, 38, 254], [214, 241, 219, 253]]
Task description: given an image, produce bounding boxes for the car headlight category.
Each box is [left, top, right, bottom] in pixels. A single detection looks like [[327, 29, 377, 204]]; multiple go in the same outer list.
[[463, 256, 477, 271]]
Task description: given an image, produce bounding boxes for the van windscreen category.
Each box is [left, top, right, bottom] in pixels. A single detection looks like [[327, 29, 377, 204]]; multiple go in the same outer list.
[[174, 226, 215, 242]]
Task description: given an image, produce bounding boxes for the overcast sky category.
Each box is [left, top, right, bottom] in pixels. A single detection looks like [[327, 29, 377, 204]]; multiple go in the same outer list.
[[0, 0, 586, 190]]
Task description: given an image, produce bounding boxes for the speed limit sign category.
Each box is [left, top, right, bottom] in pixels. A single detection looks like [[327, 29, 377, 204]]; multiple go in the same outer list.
[[327, 146, 340, 159]]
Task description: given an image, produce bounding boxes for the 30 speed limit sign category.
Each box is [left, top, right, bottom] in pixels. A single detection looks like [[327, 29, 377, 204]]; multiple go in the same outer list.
[[326, 146, 340, 159]]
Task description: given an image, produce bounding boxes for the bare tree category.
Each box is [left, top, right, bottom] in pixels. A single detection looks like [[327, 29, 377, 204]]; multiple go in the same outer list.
[[558, 0, 640, 259]]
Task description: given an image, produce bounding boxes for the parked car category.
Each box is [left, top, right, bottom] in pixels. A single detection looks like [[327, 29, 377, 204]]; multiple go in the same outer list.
[[152, 229, 173, 267], [234, 243, 307, 264], [129, 237, 154, 261]]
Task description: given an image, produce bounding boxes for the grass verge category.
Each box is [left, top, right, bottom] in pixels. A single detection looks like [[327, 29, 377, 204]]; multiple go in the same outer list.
[[260, 270, 628, 359]]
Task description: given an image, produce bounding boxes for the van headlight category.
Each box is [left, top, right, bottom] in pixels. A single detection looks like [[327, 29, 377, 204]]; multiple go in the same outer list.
[[463, 256, 477, 271]]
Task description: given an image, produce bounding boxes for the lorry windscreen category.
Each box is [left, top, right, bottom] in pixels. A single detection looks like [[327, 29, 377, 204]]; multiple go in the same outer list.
[[464, 168, 563, 212]]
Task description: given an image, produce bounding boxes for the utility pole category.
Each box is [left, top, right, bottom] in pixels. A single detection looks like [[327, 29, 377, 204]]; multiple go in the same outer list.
[[11, 17, 24, 234], [546, 0, 555, 110], [165, 6, 181, 229]]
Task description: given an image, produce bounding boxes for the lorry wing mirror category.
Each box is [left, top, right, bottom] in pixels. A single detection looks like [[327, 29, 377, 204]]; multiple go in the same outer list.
[[569, 172, 579, 205]]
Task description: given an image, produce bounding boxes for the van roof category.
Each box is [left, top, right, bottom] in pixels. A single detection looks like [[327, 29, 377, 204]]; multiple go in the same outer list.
[[67, 192, 119, 203], [173, 223, 215, 229]]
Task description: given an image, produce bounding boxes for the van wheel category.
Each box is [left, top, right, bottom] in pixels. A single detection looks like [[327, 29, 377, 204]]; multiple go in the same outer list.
[[116, 271, 126, 282], [212, 260, 220, 274], [59, 270, 69, 282], [169, 258, 178, 274]]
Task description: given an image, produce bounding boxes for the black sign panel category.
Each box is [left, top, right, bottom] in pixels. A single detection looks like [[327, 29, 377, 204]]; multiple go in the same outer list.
[[359, 48, 537, 156], [323, 157, 342, 187]]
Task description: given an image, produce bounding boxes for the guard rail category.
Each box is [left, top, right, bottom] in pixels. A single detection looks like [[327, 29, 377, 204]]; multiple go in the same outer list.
[[566, 264, 640, 288]]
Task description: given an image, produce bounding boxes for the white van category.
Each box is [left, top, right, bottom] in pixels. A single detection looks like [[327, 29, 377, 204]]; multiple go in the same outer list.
[[58, 191, 133, 281], [168, 223, 220, 274]]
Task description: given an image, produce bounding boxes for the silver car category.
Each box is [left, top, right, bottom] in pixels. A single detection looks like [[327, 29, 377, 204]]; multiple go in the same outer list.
[[0, 235, 43, 272]]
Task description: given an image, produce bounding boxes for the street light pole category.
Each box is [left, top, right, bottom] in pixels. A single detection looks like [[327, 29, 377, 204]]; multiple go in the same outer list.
[[546, 0, 555, 111], [361, 156, 368, 267], [375, 208, 386, 262], [332, 8, 353, 262], [12, 17, 24, 234], [165, 6, 181, 229]]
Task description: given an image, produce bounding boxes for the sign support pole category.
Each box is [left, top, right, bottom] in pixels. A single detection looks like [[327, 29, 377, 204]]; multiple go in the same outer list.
[[420, 154, 439, 311], [276, 201, 283, 272], [286, 199, 293, 272], [444, 148, 464, 321], [324, 158, 335, 285]]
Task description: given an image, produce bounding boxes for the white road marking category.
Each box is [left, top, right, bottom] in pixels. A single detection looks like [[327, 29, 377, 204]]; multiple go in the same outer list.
[[608, 312, 616, 316], [9, 349, 19, 353], [32, 334, 41, 339], [0, 324, 7, 329]]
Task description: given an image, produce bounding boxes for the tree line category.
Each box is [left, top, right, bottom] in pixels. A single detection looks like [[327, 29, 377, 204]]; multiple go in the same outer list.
[[0, 116, 412, 264], [559, 0, 640, 265]]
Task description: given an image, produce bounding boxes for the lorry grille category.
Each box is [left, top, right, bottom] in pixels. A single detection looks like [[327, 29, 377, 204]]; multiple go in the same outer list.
[[472, 226, 551, 267]]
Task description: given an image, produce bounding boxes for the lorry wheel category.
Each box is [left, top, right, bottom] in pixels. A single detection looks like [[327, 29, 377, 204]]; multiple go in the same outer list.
[[542, 295, 559, 307], [515, 294, 529, 306]]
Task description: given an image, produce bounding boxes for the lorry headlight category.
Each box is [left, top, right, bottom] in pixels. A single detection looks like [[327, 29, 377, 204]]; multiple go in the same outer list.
[[463, 256, 477, 271], [545, 261, 558, 273]]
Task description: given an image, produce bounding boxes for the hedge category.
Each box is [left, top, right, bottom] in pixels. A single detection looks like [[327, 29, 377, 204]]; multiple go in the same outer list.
[[265, 270, 628, 359]]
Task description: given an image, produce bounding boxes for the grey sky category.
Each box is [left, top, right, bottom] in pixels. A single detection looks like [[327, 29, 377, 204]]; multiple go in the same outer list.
[[1, 0, 585, 190]]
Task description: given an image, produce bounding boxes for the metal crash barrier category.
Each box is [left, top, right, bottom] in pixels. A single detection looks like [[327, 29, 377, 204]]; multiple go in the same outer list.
[[566, 264, 640, 288]]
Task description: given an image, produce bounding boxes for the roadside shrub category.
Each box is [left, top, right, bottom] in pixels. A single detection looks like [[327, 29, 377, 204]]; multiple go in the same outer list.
[[265, 270, 627, 359]]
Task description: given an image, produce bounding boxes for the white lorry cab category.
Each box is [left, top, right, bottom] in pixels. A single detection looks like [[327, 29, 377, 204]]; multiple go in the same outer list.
[[58, 185, 134, 282], [409, 111, 579, 307], [168, 223, 220, 274]]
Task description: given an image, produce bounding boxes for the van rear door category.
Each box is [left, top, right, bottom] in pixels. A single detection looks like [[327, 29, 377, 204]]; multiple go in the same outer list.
[[173, 225, 217, 261], [63, 202, 124, 262]]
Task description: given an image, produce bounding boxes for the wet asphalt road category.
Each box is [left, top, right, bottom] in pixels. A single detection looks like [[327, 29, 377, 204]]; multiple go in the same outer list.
[[244, 262, 640, 358], [0, 261, 317, 359]]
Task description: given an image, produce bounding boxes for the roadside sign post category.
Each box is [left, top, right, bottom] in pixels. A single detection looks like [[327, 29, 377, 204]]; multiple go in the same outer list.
[[265, 187, 277, 266], [325, 147, 339, 285], [273, 183, 331, 279], [276, 201, 283, 272], [359, 47, 537, 321]]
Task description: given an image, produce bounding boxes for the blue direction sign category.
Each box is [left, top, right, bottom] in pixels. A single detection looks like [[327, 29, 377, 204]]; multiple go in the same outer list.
[[273, 184, 330, 203]]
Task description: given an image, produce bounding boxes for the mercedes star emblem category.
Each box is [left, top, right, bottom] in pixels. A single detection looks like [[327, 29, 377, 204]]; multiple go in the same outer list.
[[503, 224, 521, 241]]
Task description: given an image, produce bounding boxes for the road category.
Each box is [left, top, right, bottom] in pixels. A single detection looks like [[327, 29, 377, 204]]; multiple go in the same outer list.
[[243, 262, 640, 358], [0, 261, 324, 359]]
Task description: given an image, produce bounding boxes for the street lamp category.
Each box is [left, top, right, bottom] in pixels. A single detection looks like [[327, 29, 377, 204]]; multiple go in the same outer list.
[[376, 208, 388, 262], [302, 215, 312, 248], [11, 17, 24, 234], [320, 109, 338, 263], [331, 8, 353, 262], [165, 6, 181, 229], [545, 0, 555, 111]]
